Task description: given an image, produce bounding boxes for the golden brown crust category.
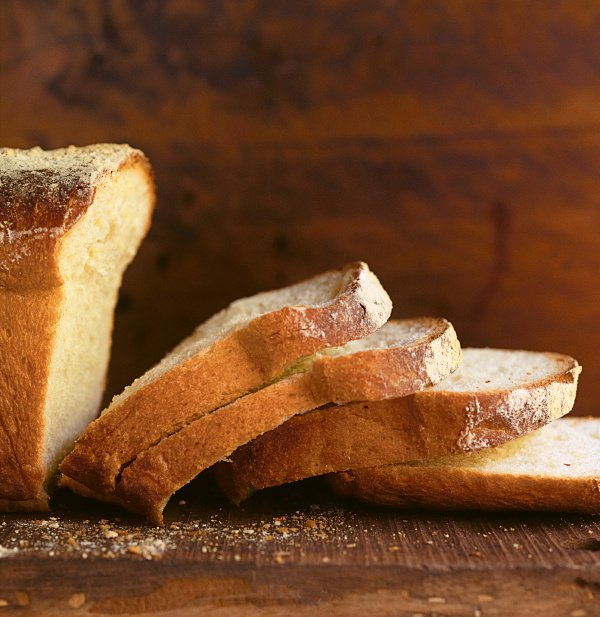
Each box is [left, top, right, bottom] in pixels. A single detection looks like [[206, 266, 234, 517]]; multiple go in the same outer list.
[[328, 466, 600, 514], [0, 144, 153, 508], [0, 287, 59, 499], [0, 145, 147, 232], [309, 317, 459, 403], [214, 357, 580, 504], [104, 318, 459, 524], [329, 469, 600, 514], [59, 262, 392, 499], [117, 374, 314, 523]]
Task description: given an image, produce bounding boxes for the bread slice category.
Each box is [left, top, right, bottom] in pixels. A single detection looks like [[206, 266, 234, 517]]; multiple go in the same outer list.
[[59, 262, 392, 500], [0, 144, 154, 510], [329, 418, 599, 513], [214, 348, 581, 504], [89, 317, 460, 524]]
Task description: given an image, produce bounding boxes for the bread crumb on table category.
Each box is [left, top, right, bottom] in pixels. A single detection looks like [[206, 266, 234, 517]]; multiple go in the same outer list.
[[14, 591, 29, 606], [68, 592, 86, 609]]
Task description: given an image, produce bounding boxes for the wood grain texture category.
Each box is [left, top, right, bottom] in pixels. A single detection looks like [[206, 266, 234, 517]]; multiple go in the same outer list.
[[0, 478, 598, 616], [1, 0, 599, 415]]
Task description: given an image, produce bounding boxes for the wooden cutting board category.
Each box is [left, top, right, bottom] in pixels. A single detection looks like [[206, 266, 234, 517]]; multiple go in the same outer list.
[[0, 477, 598, 616]]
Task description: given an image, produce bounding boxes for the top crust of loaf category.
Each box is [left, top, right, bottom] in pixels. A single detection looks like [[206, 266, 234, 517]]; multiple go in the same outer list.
[[0, 144, 149, 239], [0, 144, 152, 291]]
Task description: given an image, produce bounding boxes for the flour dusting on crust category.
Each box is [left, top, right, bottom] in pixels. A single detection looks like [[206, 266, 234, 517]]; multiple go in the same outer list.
[[0, 144, 144, 244]]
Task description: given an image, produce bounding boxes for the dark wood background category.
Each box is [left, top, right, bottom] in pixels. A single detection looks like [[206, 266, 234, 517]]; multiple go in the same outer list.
[[1, 1, 599, 415]]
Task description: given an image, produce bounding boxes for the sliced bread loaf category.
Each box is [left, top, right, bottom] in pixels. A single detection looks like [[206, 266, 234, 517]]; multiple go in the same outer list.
[[60, 262, 392, 499], [214, 348, 581, 504], [102, 317, 459, 524], [329, 418, 599, 513], [0, 144, 155, 510]]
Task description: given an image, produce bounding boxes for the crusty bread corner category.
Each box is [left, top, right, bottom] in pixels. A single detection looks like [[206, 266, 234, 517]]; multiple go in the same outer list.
[[59, 261, 392, 500], [0, 144, 154, 509], [0, 144, 152, 281], [225, 261, 394, 383], [329, 418, 600, 514], [214, 350, 580, 504]]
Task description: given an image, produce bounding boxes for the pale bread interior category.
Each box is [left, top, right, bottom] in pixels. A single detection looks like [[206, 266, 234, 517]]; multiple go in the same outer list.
[[43, 165, 152, 480], [317, 318, 458, 387], [402, 419, 600, 478], [108, 264, 385, 407], [272, 318, 454, 381], [430, 348, 577, 392], [321, 319, 437, 356]]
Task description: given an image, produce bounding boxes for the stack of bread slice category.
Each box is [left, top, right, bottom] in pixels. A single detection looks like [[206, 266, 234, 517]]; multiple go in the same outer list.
[[214, 349, 584, 502], [217, 349, 596, 514], [2, 145, 595, 522], [60, 260, 470, 523], [60, 258, 594, 523]]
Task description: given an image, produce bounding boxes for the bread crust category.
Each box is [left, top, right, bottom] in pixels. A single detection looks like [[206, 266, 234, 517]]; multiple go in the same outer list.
[[0, 144, 154, 506], [214, 353, 580, 504], [0, 286, 58, 499], [59, 262, 392, 499], [328, 419, 600, 514], [97, 317, 458, 524], [0, 145, 152, 287], [330, 467, 600, 514]]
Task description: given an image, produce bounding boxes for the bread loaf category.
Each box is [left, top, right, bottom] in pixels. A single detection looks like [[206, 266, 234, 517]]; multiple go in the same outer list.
[[0, 144, 154, 510]]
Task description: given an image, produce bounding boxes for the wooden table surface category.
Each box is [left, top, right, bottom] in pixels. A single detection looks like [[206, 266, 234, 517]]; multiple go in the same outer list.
[[0, 476, 598, 617]]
